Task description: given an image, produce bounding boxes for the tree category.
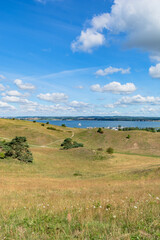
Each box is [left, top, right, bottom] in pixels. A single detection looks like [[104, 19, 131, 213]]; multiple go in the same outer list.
[[97, 128, 103, 134], [61, 124, 66, 127], [5, 137, 33, 163]]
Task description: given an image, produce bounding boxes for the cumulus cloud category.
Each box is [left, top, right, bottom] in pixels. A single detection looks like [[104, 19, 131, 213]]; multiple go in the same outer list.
[[96, 66, 130, 76], [37, 92, 68, 103], [0, 101, 15, 110], [2, 96, 38, 106], [149, 63, 160, 79], [5, 90, 23, 97], [106, 95, 160, 108], [14, 79, 35, 90], [69, 101, 89, 108], [71, 29, 105, 53], [72, 0, 160, 53], [0, 84, 5, 91], [90, 81, 136, 94]]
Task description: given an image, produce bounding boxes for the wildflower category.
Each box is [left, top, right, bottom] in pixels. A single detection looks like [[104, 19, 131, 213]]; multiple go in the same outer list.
[[156, 197, 160, 200], [134, 206, 137, 209], [113, 215, 116, 218], [99, 206, 102, 208]]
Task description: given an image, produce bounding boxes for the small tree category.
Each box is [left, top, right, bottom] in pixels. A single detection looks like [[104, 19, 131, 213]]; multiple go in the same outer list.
[[61, 124, 66, 127], [46, 122, 49, 124], [61, 138, 83, 150], [5, 137, 33, 163], [107, 147, 114, 154], [97, 128, 103, 134]]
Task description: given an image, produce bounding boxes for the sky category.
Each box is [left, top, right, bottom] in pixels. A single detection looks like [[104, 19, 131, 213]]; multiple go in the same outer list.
[[1, 0, 160, 116]]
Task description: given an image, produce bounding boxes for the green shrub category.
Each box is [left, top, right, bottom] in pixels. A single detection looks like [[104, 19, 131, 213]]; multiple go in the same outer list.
[[41, 123, 45, 126], [0, 152, 5, 159], [126, 134, 131, 139], [47, 127, 56, 131], [61, 124, 66, 127], [106, 147, 114, 154], [5, 137, 33, 163], [61, 138, 83, 150], [33, 120, 36, 123], [97, 128, 103, 134], [46, 122, 49, 124]]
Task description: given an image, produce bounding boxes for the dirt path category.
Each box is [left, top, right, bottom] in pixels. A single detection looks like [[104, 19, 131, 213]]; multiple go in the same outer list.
[[31, 130, 75, 148]]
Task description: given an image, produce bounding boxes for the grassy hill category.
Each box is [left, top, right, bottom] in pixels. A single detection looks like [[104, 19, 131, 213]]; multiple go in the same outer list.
[[0, 119, 159, 239]]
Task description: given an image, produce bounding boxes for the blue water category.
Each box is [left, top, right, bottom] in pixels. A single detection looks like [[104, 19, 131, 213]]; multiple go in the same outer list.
[[35, 120, 160, 129]]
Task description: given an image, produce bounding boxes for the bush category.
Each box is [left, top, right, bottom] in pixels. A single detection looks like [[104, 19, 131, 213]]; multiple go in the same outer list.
[[0, 152, 5, 159], [5, 137, 33, 163], [33, 121, 36, 123], [106, 147, 114, 154], [46, 122, 49, 124], [126, 134, 131, 139], [61, 138, 83, 150], [47, 127, 56, 131], [97, 128, 103, 134], [97, 148, 103, 151], [41, 123, 45, 126], [61, 124, 66, 127]]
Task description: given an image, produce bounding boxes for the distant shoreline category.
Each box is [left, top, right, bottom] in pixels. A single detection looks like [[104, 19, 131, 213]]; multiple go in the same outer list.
[[11, 116, 160, 122]]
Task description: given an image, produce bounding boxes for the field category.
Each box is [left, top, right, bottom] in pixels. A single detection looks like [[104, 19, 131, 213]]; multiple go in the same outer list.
[[0, 119, 160, 240]]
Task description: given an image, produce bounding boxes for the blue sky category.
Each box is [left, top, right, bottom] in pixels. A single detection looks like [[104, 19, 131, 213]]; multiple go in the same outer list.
[[1, 0, 160, 116]]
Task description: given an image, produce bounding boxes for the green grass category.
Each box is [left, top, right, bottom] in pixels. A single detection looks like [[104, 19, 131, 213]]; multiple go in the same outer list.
[[0, 118, 159, 239]]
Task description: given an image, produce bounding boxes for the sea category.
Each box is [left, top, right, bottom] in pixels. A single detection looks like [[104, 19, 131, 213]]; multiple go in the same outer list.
[[35, 120, 160, 129]]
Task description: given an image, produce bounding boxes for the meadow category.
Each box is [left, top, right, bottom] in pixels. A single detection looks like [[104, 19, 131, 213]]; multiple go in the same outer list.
[[0, 119, 159, 239]]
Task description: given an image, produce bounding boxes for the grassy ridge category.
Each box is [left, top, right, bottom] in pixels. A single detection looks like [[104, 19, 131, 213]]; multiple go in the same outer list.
[[0, 119, 160, 239]]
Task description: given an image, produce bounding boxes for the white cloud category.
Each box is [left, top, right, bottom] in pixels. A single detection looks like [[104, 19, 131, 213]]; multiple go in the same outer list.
[[2, 96, 38, 106], [69, 101, 89, 108], [0, 75, 6, 80], [91, 82, 136, 94], [96, 66, 130, 76], [149, 63, 160, 79], [72, 0, 160, 53], [71, 29, 105, 53], [0, 84, 5, 91], [5, 90, 23, 97], [14, 79, 35, 90], [113, 95, 160, 107], [0, 101, 15, 110], [150, 55, 160, 62], [37, 93, 68, 103]]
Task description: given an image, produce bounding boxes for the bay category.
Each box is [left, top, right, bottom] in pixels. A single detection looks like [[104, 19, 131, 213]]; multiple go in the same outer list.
[[35, 120, 160, 129]]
